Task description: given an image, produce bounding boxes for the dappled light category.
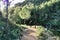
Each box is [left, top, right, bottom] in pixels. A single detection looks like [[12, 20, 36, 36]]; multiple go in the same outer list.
[[0, 0, 60, 40]]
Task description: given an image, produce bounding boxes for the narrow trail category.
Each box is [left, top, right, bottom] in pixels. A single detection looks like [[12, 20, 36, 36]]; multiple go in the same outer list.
[[21, 27, 38, 40]]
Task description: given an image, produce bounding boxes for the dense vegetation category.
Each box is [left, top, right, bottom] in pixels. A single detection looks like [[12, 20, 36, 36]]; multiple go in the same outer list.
[[0, 0, 60, 40], [0, 11, 26, 40]]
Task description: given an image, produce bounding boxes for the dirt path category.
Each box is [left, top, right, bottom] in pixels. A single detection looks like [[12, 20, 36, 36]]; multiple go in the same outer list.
[[21, 27, 38, 40]]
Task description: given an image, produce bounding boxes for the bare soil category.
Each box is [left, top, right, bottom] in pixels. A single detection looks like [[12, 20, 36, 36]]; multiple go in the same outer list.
[[21, 27, 38, 40]]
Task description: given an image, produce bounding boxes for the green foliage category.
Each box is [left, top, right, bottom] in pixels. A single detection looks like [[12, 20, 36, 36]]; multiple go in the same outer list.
[[36, 26, 45, 36], [0, 20, 23, 40], [0, 11, 23, 40], [19, 6, 31, 20], [9, 0, 60, 26], [1, 0, 60, 40]]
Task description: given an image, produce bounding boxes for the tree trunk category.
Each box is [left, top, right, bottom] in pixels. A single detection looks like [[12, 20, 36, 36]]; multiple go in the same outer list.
[[35, 25, 36, 28], [24, 19, 25, 24], [5, 1, 10, 36]]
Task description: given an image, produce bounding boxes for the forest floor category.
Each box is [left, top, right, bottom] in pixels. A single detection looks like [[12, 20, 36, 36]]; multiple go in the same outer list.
[[21, 27, 38, 40]]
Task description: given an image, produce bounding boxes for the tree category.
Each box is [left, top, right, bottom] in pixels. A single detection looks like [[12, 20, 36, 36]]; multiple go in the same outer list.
[[19, 6, 31, 24]]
